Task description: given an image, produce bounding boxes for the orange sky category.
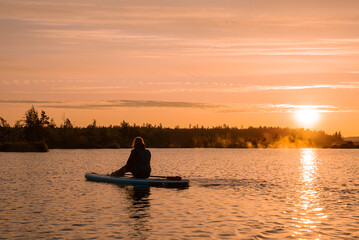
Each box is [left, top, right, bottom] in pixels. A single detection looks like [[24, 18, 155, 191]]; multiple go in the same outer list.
[[1, 0, 359, 136]]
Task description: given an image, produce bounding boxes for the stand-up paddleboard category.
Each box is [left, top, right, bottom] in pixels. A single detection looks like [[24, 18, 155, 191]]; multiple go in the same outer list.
[[85, 173, 190, 188]]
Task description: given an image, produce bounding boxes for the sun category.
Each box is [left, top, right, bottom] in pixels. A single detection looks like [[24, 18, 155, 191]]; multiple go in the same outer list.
[[294, 108, 320, 128]]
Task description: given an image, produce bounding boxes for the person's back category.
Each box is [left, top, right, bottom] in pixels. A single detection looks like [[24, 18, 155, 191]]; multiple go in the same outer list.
[[129, 148, 151, 178], [110, 137, 151, 178]]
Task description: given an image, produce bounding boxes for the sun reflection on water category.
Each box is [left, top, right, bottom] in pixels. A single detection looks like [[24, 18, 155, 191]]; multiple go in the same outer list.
[[292, 149, 327, 239]]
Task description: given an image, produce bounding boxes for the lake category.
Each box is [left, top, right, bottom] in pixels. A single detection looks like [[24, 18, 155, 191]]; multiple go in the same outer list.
[[0, 149, 358, 239]]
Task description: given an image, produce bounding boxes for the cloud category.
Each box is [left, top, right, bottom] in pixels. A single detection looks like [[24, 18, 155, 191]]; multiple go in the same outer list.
[[37, 99, 223, 109], [224, 83, 359, 92], [220, 104, 356, 113], [0, 100, 62, 104], [28, 28, 359, 56], [3, 0, 359, 57], [2, 99, 356, 114], [265, 104, 342, 113], [321, 38, 359, 43]]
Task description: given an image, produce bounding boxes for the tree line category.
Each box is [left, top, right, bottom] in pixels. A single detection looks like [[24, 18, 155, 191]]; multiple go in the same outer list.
[[0, 106, 352, 149]]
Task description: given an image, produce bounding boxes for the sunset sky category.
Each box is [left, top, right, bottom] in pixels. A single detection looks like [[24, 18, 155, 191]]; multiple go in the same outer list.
[[1, 0, 359, 136]]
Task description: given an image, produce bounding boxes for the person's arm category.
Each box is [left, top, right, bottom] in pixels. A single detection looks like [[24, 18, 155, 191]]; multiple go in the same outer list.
[[125, 149, 137, 171], [110, 165, 127, 176], [110, 150, 136, 176]]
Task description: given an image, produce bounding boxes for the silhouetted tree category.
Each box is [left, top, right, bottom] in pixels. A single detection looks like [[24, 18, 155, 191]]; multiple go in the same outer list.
[[49, 118, 56, 128], [1, 106, 354, 149], [0, 117, 10, 128], [24, 106, 44, 141], [62, 118, 73, 128], [25, 106, 41, 128], [87, 119, 97, 128], [40, 110, 50, 127]]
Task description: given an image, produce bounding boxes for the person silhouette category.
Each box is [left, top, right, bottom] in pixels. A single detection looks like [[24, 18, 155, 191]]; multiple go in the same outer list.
[[111, 137, 151, 178]]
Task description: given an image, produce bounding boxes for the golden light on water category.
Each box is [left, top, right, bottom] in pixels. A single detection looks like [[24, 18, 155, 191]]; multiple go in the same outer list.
[[294, 108, 320, 128], [292, 149, 327, 239]]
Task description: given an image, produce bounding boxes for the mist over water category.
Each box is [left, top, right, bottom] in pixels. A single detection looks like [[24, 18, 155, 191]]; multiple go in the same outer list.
[[0, 149, 358, 239]]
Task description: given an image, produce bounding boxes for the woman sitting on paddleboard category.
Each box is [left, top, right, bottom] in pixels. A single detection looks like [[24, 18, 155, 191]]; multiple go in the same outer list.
[[111, 137, 151, 178]]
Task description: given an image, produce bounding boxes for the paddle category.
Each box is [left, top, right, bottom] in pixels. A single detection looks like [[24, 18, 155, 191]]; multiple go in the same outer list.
[[125, 173, 182, 180], [151, 175, 182, 180]]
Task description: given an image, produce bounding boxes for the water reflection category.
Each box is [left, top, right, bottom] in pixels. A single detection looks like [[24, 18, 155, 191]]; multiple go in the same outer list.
[[292, 149, 327, 239], [125, 186, 152, 239]]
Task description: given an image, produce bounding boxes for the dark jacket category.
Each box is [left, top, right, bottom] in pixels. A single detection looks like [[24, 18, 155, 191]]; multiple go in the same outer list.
[[125, 148, 151, 178]]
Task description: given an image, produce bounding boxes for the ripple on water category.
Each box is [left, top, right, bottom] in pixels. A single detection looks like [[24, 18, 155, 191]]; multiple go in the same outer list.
[[1, 149, 359, 239]]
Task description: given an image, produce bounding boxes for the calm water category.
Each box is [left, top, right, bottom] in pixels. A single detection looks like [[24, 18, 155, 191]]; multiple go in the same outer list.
[[0, 149, 358, 239]]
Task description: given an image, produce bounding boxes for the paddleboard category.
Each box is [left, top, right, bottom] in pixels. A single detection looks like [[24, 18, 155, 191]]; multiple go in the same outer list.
[[85, 173, 189, 188]]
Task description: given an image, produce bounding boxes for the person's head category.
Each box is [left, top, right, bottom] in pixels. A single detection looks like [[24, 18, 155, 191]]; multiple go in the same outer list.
[[132, 136, 146, 149]]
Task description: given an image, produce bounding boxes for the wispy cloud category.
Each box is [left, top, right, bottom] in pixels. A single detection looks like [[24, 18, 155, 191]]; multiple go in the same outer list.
[[3, 99, 355, 113], [4, 0, 359, 57], [26, 28, 359, 56], [38, 100, 223, 109], [2, 98, 357, 117], [225, 83, 359, 92], [321, 38, 359, 43], [220, 104, 356, 113], [3, 81, 359, 96], [0, 100, 62, 104], [265, 104, 344, 113]]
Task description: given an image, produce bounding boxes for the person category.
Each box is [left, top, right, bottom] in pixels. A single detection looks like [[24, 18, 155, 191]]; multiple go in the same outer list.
[[111, 137, 151, 178]]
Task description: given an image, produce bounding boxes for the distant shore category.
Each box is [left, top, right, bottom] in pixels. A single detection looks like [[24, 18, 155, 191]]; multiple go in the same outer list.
[[1, 107, 358, 151], [1, 141, 358, 152]]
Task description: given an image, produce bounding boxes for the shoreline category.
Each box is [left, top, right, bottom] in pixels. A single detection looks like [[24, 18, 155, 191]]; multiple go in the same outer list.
[[1, 144, 358, 152]]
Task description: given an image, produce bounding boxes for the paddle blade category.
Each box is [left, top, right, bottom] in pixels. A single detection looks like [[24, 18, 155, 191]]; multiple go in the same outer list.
[[166, 176, 182, 180]]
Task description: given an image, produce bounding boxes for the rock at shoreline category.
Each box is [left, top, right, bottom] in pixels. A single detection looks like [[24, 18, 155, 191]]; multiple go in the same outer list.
[[0, 142, 49, 152]]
